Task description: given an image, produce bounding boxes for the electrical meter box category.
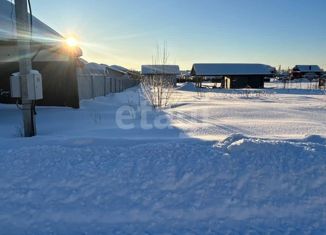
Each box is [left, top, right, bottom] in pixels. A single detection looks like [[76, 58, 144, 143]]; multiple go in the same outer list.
[[10, 70, 43, 100]]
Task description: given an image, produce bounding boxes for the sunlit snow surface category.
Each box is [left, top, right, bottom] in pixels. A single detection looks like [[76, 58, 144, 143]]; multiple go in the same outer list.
[[0, 84, 325, 234]]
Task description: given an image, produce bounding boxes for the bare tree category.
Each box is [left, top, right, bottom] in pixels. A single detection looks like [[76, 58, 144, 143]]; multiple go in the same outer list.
[[141, 43, 175, 109]]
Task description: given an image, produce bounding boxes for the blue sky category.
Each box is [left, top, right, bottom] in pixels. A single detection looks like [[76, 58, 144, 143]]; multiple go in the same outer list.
[[31, 0, 326, 70]]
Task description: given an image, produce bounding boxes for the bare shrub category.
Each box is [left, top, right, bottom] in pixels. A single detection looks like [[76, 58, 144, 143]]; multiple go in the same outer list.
[[141, 44, 175, 109]]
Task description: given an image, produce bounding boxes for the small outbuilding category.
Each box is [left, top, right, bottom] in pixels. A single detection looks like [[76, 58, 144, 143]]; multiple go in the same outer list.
[[291, 65, 323, 80], [191, 63, 275, 89], [141, 65, 180, 87]]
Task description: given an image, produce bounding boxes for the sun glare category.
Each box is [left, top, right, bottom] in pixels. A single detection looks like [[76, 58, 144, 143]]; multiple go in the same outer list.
[[66, 37, 78, 47]]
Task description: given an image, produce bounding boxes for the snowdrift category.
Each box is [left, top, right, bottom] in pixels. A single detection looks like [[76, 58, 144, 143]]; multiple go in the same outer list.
[[0, 135, 325, 234]]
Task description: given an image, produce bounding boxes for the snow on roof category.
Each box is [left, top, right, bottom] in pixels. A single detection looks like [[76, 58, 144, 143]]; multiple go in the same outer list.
[[293, 65, 323, 73], [110, 65, 129, 73], [141, 65, 180, 75], [109, 65, 129, 74], [191, 63, 275, 76], [0, 0, 63, 43], [81, 63, 107, 75], [80, 63, 131, 77]]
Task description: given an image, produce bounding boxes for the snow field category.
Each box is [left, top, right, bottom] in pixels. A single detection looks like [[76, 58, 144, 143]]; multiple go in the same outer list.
[[0, 84, 325, 234]]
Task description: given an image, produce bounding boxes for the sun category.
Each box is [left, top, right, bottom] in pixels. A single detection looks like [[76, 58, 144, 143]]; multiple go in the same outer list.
[[66, 37, 78, 47]]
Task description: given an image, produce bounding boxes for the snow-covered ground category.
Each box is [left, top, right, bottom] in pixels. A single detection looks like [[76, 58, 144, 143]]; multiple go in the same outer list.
[[0, 84, 325, 234], [168, 83, 326, 140]]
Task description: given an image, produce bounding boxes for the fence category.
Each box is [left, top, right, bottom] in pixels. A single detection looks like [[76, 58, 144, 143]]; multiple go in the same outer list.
[[267, 79, 325, 90], [77, 74, 139, 100]]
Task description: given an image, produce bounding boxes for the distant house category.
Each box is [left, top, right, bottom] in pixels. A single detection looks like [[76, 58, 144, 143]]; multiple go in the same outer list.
[[108, 65, 130, 79], [80, 62, 108, 76], [141, 65, 180, 86], [0, 0, 82, 108], [110, 65, 141, 81], [180, 71, 191, 82], [109, 65, 130, 74], [291, 65, 323, 79], [191, 63, 275, 89]]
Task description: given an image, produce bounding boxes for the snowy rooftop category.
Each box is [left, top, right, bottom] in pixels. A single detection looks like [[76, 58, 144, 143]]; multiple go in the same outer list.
[[80, 63, 108, 75], [141, 65, 181, 75], [109, 65, 129, 74], [293, 65, 323, 73], [191, 63, 275, 76], [110, 65, 129, 73], [0, 0, 63, 43]]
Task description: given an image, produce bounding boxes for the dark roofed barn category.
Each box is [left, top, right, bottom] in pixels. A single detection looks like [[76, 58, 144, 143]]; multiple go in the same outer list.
[[191, 63, 275, 89]]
